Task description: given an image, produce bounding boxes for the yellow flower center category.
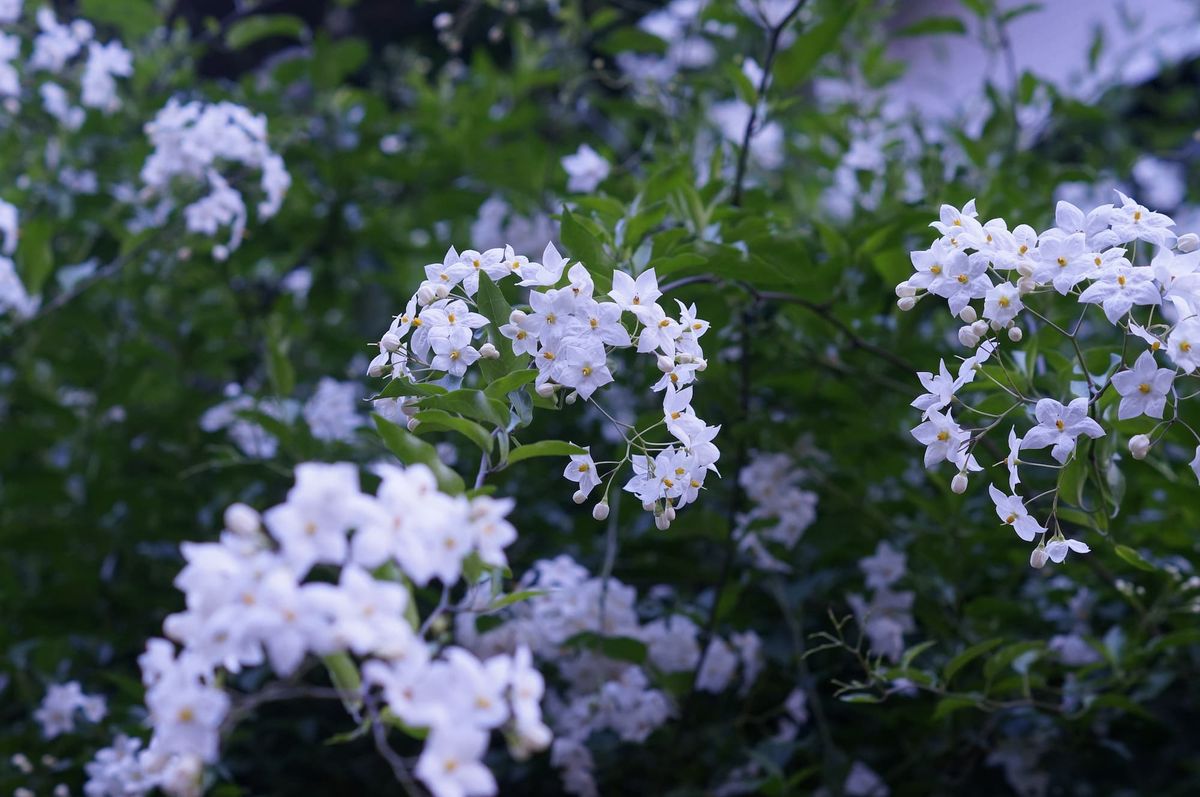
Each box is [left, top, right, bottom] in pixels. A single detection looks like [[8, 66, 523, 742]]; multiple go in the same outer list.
[[1057, 257, 1067, 267], [998, 296, 1010, 308], [449, 350, 460, 360], [1134, 210, 1143, 222], [1118, 275, 1127, 286], [1018, 244, 1028, 255], [936, 431, 949, 441], [956, 274, 968, 284], [1138, 383, 1151, 394], [581, 366, 592, 377], [930, 265, 942, 274], [1055, 419, 1065, 431], [1004, 513, 1016, 524]]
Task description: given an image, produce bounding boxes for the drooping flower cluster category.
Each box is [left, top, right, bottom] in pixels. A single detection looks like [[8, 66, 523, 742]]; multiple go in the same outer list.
[[84, 462, 549, 797], [900, 194, 1200, 565], [140, 99, 291, 259], [370, 241, 720, 528], [456, 555, 761, 797], [34, 681, 107, 739]]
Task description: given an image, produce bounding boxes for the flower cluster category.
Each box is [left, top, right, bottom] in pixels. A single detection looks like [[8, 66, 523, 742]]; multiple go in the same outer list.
[[0, 6, 132, 125], [34, 681, 106, 739], [457, 555, 761, 797], [900, 194, 1200, 565], [847, 542, 914, 662], [140, 99, 291, 259], [734, 450, 820, 571], [370, 241, 720, 528], [85, 462, 549, 797]]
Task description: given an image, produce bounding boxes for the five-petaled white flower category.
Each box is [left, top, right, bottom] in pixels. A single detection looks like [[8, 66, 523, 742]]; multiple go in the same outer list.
[[1020, 397, 1104, 464], [987, 485, 1046, 542], [1110, 350, 1175, 420]]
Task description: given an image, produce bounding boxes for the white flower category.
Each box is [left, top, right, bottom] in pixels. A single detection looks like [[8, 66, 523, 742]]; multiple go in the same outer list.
[[982, 281, 1023, 325], [929, 251, 991, 316], [564, 451, 602, 498], [987, 485, 1045, 542], [1190, 446, 1200, 484], [81, 40, 132, 112], [430, 327, 482, 378], [609, 268, 662, 314], [1077, 264, 1161, 324], [1167, 318, 1200, 373], [1032, 232, 1091, 294], [1108, 190, 1175, 248], [1020, 398, 1104, 464], [910, 408, 971, 469], [415, 727, 497, 797], [1109, 350, 1174, 420], [561, 144, 610, 193], [1045, 537, 1091, 564]]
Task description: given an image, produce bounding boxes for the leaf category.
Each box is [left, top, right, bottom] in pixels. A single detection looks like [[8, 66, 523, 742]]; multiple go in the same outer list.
[[486, 589, 547, 612], [79, 0, 158, 39], [933, 695, 979, 721], [474, 273, 526, 382], [839, 692, 883, 703], [1113, 545, 1156, 572], [984, 641, 1043, 683], [900, 640, 937, 670], [322, 653, 362, 711], [420, 389, 509, 428], [774, 2, 859, 87], [412, 410, 494, 453], [565, 632, 647, 664], [265, 318, 294, 398], [372, 378, 448, 400], [482, 369, 537, 400], [559, 209, 611, 288], [226, 14, 308, 49], [898, 15, 967, 37], [506, 439, 587, 465], [372, 415, 464, 494], [943, 638, 1003, 684]]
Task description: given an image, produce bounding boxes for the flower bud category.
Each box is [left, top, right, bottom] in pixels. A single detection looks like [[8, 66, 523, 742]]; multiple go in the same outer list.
[[406, 417, 420, 432], [592, 501, 609, 521], [224, 502, 261, 536], [656, 354, 674, 373], [367, 359, 389, 378], [417, 285, 436, 305], [654, 513, 671, 530], [694, 358, 708, 371], [1017, 276, 1036, 295], [664, 503, 676, 522], [1007, 325, 1023, 342], [1129, 433, 1151, 460], [1178, 232, 1200, 253], [895, 281, 915, 298], [958, 325, 980, 348], [951, 473, 968, 494], [572, 490, 586, 505], [971, 320, 988, 336], [897, 296, 917, 312], [959, 306, 978, 324], [535, 382, 557, 398], [479, 342, 499, 359], [381, 332, 402, 352], [676, 353, 696, 365], [642, 500, 655, 512], [1016, 262, 1035, 278], [1029, 545, 1049, 569], [509, 309, 527, 325], [565, 390, 578, 405], [434, 283, 450, 299]]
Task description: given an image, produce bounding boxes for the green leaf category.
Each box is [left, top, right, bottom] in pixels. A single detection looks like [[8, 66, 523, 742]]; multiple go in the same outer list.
[[483, 369, 538, 399], [486, 589, 547, 612], [80, 0, 159, 40], [420, 389, 509, 428], [933, 695, 979, 721], [900, 640, 937, 670], [1113, 544, 1156, 572], [560, 209, 611, 288], [372, 378, 448, 400], [984, 641, 1043, 683], [265, 318, 295, 398], [506, 439, 587, 465], [373, 415, 464, 494], [943, 638, 1003, 684], [16, 217, 53, 296], [898, 15, 967, 37], [226, 14, 308, 50], [322, 652, 362, 710], [839, 692, 883, 703], [474, 273, 526, 382], [774, 2, 859, 87], [566, 632, 647, 664], [412, 410, 494, 453]]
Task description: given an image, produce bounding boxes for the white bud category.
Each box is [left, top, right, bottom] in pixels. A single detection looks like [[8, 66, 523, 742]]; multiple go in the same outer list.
[[958, 325, 980, 348], [1178, 232, 1200, 253], [664, 504, 676, 522], [509, 309, 527, 325], [1129, 433, 1151, 460], [535, 382, 557, 398], [656, 354, 674, 373], [417, 285, 436, 305], [565, 390, 578, 405], [971, 320, 988, 336], [479, 342, 499, 359], [655, 513, 671, 530], [1017, 276, 1036, 295], [434, 283, 450, 299], [695, 358, 708, 371], [959, 306, 978, 323], [1016, 262, 1035, 278], [224, 502, 261, 536], [407, 417, 420, 431], [367, 359, 389, 378], [676, 353, 696, 365], [1008, 325, 1023, 342], [592, 501, 609, 521], [897, 296, 917, 312], [1029, 545, 1049, 569], [895, 281, 915, 298], [381, 332, 402, 352], [642, 500, 656, 512], [951, 473, 968, 494], [572, 490, 586, 505]]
